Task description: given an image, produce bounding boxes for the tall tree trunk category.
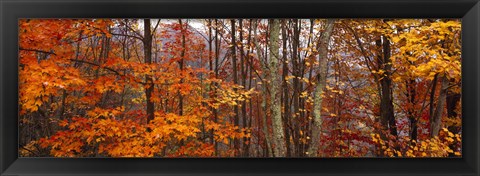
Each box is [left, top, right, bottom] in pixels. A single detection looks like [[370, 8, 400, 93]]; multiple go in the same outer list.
[[178, 19, 185, 116], [406, 78, 418, 141], [280, 20, 292, 157], [404, 57, 418, 141], [377, 36, 397, 137], [143, 19, 155, 123], [430, 75, 449, 137], [207, 19, 215, 145], [429, 74, 439, 129], [239, 19, 250, 157], [213, 19, 220, 155], [268, 19, 286, 157], [246, 19, 255, 157], [307, 19, 335, 157], [230, 19, 240, 155], [291, 19, 301, 156]]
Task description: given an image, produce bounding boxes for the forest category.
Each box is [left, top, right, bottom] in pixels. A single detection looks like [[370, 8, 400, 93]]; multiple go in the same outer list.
[[19, 19, 462, 157]]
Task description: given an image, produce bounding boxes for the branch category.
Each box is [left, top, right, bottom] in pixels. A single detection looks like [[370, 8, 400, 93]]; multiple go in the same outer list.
[[152, 19, 161, 35], [69, 59, 125, 77], [20, 146, 39, 157], [444, 82, 460, 91], [125, 21, 144, 39], [191, 25, 209, 42], [342, 22, 379, 81], [110, 33, 144, 41], [19, 48, 56, 55], [68, 59, 174, 86]]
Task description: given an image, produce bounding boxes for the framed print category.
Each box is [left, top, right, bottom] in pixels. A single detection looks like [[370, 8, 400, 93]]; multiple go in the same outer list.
[[1, 0, 479, 175]]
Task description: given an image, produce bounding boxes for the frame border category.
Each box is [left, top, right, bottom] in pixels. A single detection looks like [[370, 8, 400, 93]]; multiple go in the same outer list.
[[1, 0, 479, 175]]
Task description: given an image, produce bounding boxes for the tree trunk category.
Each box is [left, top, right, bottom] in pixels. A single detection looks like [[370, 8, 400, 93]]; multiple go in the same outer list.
[[207, 19, 215, 145], [281, 20, 292, 157], [268, 19, 286, 157], [239, 19, 250, 157], [307, 19, 335, 157], [377, 36, 397, 137], [213, 19, 220, 155], [291, 19, 301, 156], [230, 19, 241, 156], [429, 74, 439, 129], [178, 19, 185, 116], [430, 75, 449, 137], [143, 19, 155, 123], [405, 78, 418, 141]]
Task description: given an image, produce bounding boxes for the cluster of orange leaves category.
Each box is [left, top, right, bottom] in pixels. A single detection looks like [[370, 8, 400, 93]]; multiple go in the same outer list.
[[38, 107, 250, 157]]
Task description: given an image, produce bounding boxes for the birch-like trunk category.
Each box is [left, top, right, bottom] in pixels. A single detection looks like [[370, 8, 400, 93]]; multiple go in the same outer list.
[[268, 19, 286, 157], [307, 19, 335, 157]]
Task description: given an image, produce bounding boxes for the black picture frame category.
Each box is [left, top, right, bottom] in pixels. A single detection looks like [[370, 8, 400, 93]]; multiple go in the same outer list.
[[1, 0, 479, 175]]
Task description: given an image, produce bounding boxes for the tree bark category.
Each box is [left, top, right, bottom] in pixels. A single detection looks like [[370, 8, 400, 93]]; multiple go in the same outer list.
[[377, 36, 397, 137], [267, 19, 286, 157], [281, 20, 292, 157], [213, 19, 220, 155], [291, 19, 301, 156], [178, 19, 185, 116], [405, 77, 418, 140], [307, 19, 335, 157], [239, 19, 250, 157], [143, 19, 155, 123], [430, 75, 449, 137], [429, 74, 439, 128], [207, 19, 215, 145], [230, 19, 241, 155]]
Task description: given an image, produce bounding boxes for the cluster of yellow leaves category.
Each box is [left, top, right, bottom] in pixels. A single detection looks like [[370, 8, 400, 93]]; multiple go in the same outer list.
[[204, 119, 251, 145], [325, 85, 344, 95], [285, 75, 316, 86], [388, 20, 461, 81], [206, 82, 256, 108], [371, 128, 461, 157], [344, 19, 461, 84], [443, 117, 462, 128]]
